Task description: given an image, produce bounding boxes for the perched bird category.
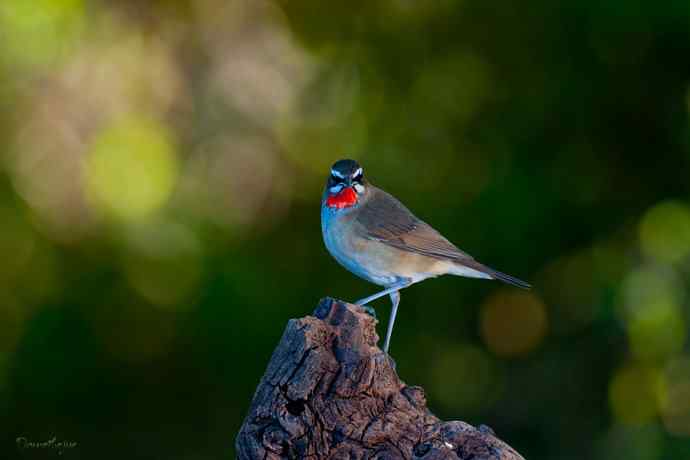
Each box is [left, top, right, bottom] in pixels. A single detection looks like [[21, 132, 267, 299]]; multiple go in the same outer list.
[[321, 159, 530, 353]]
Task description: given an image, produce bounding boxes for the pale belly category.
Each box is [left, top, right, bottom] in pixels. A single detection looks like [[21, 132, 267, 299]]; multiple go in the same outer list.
[[321, 207, 401, 287]]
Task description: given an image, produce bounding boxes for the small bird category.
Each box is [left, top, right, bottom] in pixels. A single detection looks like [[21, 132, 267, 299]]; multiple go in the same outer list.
[[321, 159, 530, 353]]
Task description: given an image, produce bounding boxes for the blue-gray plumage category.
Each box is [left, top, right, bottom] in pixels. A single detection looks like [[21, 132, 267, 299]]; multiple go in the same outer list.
[[321, 159, 529, 353]]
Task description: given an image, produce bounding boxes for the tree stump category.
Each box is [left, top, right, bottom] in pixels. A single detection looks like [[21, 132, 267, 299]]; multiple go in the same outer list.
[[235, 298, 525, 460]]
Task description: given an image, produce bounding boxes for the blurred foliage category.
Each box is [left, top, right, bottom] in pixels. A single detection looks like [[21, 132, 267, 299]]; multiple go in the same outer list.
[[1, 1, 690, 459]]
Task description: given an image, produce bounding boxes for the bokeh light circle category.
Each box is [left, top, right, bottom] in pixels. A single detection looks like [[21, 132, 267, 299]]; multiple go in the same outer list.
[[480, 290, 548, 357], [639, 200, 690, 264], [619, 266, 686, 362], [0, 0, 85, 68], [609, 365, 665, 425], [84, 116, 179, 221]]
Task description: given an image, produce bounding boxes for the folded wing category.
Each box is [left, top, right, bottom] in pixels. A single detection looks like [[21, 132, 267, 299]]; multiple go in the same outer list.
[[356, 187, 474, 262], [356, 186, 531, 289]]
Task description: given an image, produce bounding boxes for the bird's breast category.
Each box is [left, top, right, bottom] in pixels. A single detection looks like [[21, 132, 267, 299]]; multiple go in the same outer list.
[[321, 206, 400, 287]]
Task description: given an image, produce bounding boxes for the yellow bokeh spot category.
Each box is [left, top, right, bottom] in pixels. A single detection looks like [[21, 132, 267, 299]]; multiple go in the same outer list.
[[639, 200, 690, 264], [85, 117, 179, 221], [609, 365, 665, 425], [480, 290, 548, 357], [620, 266, 686, 362], [0, 0, 84, 68], [627, 298, 686, 362]]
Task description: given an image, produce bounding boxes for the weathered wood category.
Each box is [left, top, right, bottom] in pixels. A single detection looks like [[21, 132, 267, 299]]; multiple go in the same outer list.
[[236, 298, 525, 460]]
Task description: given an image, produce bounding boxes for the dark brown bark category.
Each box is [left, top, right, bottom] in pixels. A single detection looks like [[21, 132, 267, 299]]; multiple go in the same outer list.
[[236, 298, 525, 460]]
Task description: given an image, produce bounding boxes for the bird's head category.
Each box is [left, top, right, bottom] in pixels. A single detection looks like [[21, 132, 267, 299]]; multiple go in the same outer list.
[[325, 159, 366, 209]]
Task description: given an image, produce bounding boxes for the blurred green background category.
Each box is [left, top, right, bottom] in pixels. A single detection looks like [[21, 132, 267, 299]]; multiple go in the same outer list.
[[2, 1, 690, 459]]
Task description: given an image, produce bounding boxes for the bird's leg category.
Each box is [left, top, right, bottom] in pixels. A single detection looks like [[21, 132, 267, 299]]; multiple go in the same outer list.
[[383, 291, 400, 353], [355, 280, 411, 353], [355, 280, 409, 306]]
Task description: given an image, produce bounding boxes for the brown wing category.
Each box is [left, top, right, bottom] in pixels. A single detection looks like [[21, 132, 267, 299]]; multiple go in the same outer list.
[[356, 186, 532, 289], [356, 186, 475, 263]]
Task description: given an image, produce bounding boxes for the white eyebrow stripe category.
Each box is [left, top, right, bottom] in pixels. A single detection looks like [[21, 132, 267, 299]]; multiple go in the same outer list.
[[330, 169, 345, 178], [354, 167, 363, 177]]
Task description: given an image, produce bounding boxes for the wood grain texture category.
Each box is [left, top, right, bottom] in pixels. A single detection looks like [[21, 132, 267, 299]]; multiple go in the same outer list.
[[236, 298, 525, 460]]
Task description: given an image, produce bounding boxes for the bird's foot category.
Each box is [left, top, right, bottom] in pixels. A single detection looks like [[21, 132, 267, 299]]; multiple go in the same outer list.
[[385, 352, 396, 370], [359, 304, 377, 319]]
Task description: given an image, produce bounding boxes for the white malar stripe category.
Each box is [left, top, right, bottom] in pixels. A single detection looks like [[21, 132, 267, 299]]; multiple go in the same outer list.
[[331, 169, 345, 178], [353, 183, 365, 194]]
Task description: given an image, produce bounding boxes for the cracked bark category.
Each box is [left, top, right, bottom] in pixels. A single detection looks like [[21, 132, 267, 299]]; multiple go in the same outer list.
[[235, 298, 525, 460]]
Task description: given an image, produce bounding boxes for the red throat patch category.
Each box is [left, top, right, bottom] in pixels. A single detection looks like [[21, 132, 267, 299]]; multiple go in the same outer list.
[[326, 187, 358, 209]]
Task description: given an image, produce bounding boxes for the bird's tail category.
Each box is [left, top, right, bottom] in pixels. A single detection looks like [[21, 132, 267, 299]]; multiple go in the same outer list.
[[451, 260, 531, 289], [485, 267, 531, 289]]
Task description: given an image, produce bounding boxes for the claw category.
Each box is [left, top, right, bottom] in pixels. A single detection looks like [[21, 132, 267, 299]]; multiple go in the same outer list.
[[386, 353, 397, 370], [361, 305, 377, 318]]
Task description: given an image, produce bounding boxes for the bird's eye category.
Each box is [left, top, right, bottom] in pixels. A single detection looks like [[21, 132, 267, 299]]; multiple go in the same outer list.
[[331, 173, 344, 183], [352, 171, 363, 183]]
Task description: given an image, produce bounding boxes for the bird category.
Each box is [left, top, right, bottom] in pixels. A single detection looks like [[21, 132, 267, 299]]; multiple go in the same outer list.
[[321, 158, 530, 353]]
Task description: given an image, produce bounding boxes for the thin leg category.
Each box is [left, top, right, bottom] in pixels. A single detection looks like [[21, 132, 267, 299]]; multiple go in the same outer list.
[[355, 280, 410, 354], [355, 280, 410, 306], [383, 291, 400, 353]]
